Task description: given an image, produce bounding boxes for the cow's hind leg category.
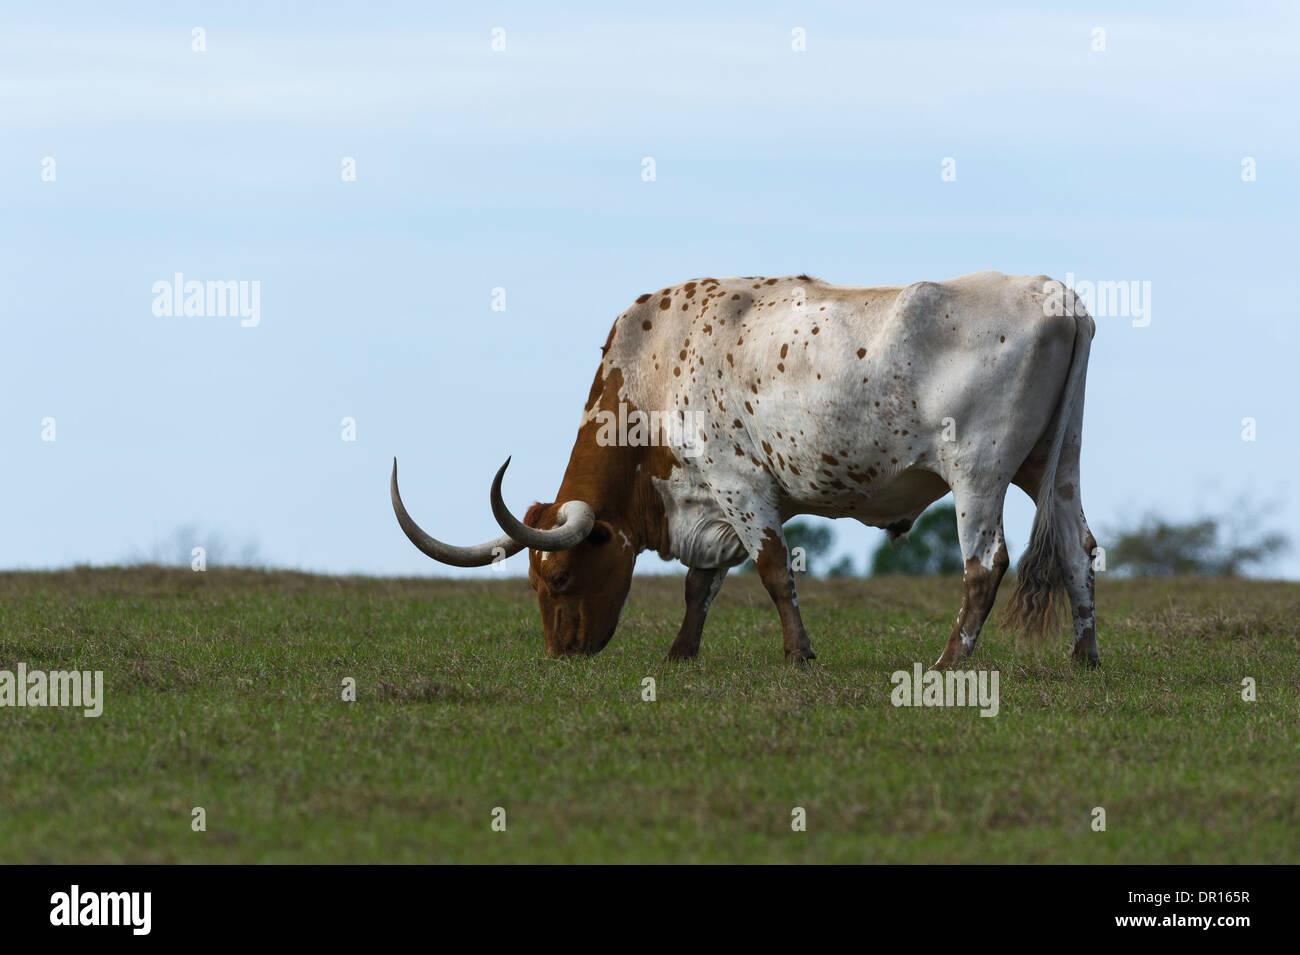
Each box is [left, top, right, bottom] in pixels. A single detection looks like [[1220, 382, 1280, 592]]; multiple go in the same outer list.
[[935, 485, 1010, 668], [1062, 505, 1100, 666], [1034, 399, 1100, 667], [1054, 456, 1100, 666], [666, 566, 728, 661]]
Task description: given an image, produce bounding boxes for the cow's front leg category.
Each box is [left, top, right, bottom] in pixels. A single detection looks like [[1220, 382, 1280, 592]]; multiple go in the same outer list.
[[754, 529, 815, 663], [666, 566, 728, 661]]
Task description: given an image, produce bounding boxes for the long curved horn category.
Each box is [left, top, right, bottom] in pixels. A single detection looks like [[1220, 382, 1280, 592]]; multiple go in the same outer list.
[[490, 457, 595, 551], [391, 459, 524, 567]]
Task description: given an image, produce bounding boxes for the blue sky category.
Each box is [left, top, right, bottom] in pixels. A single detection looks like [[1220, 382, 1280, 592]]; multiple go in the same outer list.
[[2, 1, 1298, 577]]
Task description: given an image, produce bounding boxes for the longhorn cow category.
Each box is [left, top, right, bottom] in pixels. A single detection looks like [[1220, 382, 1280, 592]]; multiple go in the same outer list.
[[392, 271, 1099, 667]]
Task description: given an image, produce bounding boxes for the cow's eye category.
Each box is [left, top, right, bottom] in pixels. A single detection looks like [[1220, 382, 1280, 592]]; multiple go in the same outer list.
[[587, 523, 612, 547]]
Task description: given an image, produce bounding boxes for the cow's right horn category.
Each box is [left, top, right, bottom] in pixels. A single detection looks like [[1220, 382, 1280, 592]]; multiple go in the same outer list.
[[490, 457, 595, 551], [391, 459, 524, 567]]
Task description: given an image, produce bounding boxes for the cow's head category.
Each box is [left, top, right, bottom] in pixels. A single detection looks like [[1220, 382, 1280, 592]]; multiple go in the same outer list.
[[390, 457, 636, 656], [520, 501, 636, 655]]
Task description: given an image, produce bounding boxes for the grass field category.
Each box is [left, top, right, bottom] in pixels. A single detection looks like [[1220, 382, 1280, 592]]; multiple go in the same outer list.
[[0, 567, 1296, 863]]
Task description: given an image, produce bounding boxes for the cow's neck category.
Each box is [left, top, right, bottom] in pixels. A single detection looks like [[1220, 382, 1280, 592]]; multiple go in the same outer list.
[[551, 358, 676, 554], [554, 430, 671, 556]]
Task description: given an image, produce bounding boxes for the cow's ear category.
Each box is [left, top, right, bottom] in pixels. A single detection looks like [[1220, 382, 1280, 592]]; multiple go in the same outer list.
[[586, 522, 613, 547], [523, 501, 553, 529]]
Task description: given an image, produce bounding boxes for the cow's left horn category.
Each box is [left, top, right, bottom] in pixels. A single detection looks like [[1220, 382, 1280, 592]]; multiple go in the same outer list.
[[391, 459, 524, 567], [490, 457, 595, 551]]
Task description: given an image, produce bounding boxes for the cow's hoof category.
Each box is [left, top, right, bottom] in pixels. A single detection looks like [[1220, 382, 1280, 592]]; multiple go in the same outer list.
[[665, 643, 699, 662], [1072, 648, 1101, 669], [784, 647, 816, 664]]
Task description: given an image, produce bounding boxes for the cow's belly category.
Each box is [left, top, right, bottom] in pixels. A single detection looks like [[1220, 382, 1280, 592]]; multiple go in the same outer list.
[[712, 388, 954, 528]]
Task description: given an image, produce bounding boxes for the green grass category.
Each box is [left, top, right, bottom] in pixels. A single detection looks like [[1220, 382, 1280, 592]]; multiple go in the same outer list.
[[0, 567, 1296, 863]]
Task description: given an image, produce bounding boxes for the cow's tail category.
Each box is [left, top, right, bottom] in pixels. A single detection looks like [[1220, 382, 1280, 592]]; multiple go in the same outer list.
[[1001, 288, 1093, 643]]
